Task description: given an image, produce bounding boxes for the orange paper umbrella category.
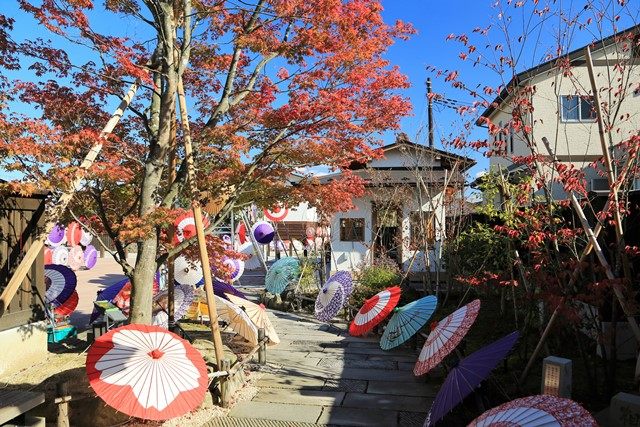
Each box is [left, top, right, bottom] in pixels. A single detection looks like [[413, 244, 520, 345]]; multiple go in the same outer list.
[[86, 324, 208, 421]]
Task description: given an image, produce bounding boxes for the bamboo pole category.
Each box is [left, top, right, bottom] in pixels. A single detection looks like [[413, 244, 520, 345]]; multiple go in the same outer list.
[[176, 78, 225, 367], [241, 210, 269, 271], [0, 81, 140, 316]]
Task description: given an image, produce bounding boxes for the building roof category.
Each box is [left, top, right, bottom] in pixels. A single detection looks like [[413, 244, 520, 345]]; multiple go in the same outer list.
[[477, 24, 640, 123]]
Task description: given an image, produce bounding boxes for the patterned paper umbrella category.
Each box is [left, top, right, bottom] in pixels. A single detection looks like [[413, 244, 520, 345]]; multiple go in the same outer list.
[[264, 206, 289, 222], [380, 295, 438, 350], [239, 242, 261, 270], [174, 255, 204, 287], [68, 246, 85, 270], [215, 296, 258, 345], [468, 395, 597, 427], [216, 257, 244, 282], [66, 222, 82, 247], [251, 220, 275, 244], [52, 246, 69, 265], [349, 286, 402, 336], [415, 299, 481, 377], [226, 293, 280, 345], [265, 257, 301, 295], [314, 279, 345, 322], [425, 331, 520, 427], [46, 224, 66, 247], [54, 291, 79, 316], [44, 264, 77, 307], [84, 245, 98, 269], [214, 279, 247, 300], [80, 228, 93, 246], [173, 212, 210, 244], [152, 285, 195, 328], [86, 324, 208, 421]]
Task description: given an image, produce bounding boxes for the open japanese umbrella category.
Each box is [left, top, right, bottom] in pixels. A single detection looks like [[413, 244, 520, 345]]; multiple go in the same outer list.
[[86, 324, 208, 421], [415, 299, 481, 376], [173, 212, 210, 244], [425, 331, 520, 427], [44, 264, 77, 307], [349, 286, 401, 336], [236, 221, 248, 244], [68, 245, 85, 270], [84, 244, 98, 269], [66, 222, 82, 246], [46, 224, 66, 247], [52, 246, 69, 265], [90, 277, 160, 322], [215, 296, 258, 345], [214, 279, 247, 300], [152, 285, 195, 328], [54, 290, 79, 316], [380, 295, 438, 350], [217, 257, 244, 282], [44, 247, 53, 264], [468, 395, 596, 427], [174, 255, 204, 287], [251, 220, 275, 244], [314, 271, 353, 322], [265, 257, 300, 295], [226, 293, 280, 345], [80, 228, 93, 246], [264, 206, 289, 222], [239, 241, 261, 270]]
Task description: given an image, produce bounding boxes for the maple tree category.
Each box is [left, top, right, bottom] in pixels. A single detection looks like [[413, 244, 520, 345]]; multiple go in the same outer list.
[[0, 0, 413, 323]]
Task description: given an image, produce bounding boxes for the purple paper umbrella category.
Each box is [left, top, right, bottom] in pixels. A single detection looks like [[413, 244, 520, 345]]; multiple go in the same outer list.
[[251, 221, 275, 244], [44, 264, 77, 307], [424, 331, 520, 427], [216, 257, 244, 282], [214, 279, 247, 300], [152, 284, 195, 328], [46, 224, 66, 247], [329, 270, 353, 298], [314, 276, 346, 322], [84, 245, 98, 269]]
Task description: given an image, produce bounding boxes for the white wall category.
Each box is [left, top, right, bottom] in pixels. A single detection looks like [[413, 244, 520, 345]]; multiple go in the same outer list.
[[281, 202, 318, 222]]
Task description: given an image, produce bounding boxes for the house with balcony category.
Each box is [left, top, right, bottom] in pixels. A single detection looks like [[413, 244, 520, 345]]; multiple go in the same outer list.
[[477, 24, 640, 199]]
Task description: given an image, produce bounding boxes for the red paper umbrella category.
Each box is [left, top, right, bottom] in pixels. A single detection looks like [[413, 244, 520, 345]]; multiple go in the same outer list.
[[468, 395, 597, 426], [66, 222, 82, 247], [44, 247, 53, 265], [349, 286, 401, 336], [236, 221, 247, 244], [86, 324, 208, 421], [173, 212, 210, 244], [414, 299, 480, 377], [54, 291, 79, 316], [264, 205, 289, 222]]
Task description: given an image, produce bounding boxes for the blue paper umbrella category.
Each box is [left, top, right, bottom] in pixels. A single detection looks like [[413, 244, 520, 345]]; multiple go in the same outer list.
[[44, 264, 77, 307], [265, 257, 301, 295], [425, 331, 520, 427], [380, 295, 438, 350]]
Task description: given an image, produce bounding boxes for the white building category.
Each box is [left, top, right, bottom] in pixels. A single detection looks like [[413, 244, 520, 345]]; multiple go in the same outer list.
[[322, 134, 474, 277], [477, 24, 640, 199]]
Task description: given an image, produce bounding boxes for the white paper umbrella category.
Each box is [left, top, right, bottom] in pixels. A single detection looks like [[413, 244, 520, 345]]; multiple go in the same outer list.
[[226, 293, 280, 345], [80, 228, 93, 246], [174, 255, 204, 287], [52, 246, 69, 265], [239, 242, 261, 270], [215, 296, 258, 345]]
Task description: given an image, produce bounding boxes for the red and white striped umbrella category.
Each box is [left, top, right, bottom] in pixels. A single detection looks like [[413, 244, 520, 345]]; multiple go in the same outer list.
[[54, 291, 79, 316], [349, 286, 401, 336], [86, 324, 208, 421], [264, 206, 289, 222], [414, 299, 480, 376], [468, 395, 597, 426], [173, 212, 210, 244]]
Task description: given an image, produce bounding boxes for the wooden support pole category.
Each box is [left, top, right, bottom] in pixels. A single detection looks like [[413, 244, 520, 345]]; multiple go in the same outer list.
[[258, 328, 266, 364], [55, 382, 70, 427], [167, 114, 178, 331], [0, 81, 139, 316], [242, 210, 269, 271], [220, 359, 231, 408], [176, 79, 225, 368]]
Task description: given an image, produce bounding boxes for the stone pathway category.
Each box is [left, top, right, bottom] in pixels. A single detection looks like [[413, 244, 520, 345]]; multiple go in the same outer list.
[[207, 308, 439, 427]]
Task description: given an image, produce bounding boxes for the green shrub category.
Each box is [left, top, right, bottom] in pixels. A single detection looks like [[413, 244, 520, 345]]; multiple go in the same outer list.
[[350, 255, 402, 308]]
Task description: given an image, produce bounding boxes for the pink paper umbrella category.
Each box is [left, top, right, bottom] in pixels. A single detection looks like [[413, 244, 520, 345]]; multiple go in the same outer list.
[[468, 395, 597, 427], [68, 246, 85, 270], [84, 245, 98, 269]]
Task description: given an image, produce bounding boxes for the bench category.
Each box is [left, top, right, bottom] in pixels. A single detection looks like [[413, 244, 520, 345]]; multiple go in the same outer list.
[[0, 389, 45, 426]]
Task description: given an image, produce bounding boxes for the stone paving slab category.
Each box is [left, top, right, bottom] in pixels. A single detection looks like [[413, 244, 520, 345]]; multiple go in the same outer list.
[[322, 379, 368, 393], [316, 358, 397, 370], [367, 381, 437, 397], [339, 368, 420, 382], [398, 361, 417, 371], [341, 393, 431, 412], [367, 354, 418, 363], [253, 388, 345, 406], [316, 406, 398, 427], [258, 372, 325, 390], [229, 402, 323, 424]]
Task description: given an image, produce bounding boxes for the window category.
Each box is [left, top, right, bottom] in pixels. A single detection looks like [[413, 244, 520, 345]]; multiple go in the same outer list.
[[340, 218, 364, 242], [560, 95, 596, 122], [409, 211, 436, 248]]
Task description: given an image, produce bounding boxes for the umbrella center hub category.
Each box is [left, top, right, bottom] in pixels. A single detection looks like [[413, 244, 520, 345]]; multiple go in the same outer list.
[[149, 349, 164, 359], [393, 307, 400, 313]]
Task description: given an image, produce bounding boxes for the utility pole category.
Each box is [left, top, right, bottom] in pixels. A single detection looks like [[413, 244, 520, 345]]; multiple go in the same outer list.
[[427, 78, 434, 148]]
